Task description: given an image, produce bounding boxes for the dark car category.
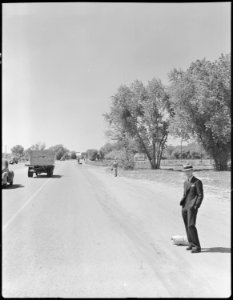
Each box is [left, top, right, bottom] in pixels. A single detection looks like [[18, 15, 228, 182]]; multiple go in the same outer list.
[[9, 158, 18, 164], [2, 159, 14, 187]]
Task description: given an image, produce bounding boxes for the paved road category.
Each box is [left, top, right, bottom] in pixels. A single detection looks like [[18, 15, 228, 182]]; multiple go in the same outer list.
[[2, 161, 231, 297]]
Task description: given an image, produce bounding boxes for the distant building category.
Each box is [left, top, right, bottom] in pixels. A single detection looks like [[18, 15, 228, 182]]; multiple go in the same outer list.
[[76, 152, 82, 159], [134, 153, 147, 161]]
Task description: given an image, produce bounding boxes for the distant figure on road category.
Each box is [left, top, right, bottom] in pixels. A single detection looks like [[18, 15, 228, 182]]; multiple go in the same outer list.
[[111, 160, 118, 177], [180, 164, 204, 253]]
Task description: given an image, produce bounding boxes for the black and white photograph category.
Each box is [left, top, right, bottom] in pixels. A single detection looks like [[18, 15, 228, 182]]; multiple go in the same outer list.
[[2, 2, 231, 298]]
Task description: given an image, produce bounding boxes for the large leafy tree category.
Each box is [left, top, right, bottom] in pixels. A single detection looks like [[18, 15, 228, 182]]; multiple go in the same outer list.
[[144, 78, 171, 168], [11, 145, 24, 158], [28, 142, 46, 151], [104, 79, 171, 169], [48, 144, 68, 160], [104, 84, 139, 169], [24, 143, 46, 160], [168, 54, 231, 170]]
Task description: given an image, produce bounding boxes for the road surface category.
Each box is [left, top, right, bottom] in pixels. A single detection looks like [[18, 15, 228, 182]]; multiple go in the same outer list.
[[2, 161, 231, 297]]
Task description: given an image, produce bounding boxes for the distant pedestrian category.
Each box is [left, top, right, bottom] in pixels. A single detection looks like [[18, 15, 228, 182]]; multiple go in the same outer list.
[[180, 164, 204, 253], [111, 160, 118, 177]]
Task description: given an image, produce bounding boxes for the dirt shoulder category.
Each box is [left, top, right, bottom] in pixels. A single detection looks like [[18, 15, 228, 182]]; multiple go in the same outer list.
[[84, 164, 231, 298]]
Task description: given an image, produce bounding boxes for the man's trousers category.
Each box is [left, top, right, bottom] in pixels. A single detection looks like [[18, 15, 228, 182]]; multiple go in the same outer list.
[[182, 207, 201, 249]]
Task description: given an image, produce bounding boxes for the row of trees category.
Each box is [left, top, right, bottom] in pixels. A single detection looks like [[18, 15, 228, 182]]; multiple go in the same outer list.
[[87, 141, 208, 163], [10, 143, 78, 161], [165, 143, 209, 160], [103, 54, 230, 171]]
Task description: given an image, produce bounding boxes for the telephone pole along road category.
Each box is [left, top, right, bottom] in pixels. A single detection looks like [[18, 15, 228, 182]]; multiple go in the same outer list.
[[2, 161, 231, 297]]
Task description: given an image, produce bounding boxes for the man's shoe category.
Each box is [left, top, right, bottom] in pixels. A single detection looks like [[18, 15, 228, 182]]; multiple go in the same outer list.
[[191, 247, 201, 253], [186, 246, 193, 250]]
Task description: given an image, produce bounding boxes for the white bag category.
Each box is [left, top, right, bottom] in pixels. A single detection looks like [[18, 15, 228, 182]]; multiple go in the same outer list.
[[171, 235, 189, 246]]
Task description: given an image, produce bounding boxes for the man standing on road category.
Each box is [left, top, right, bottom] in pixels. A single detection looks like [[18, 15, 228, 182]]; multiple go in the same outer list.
[[112, 160, 118, 177], [180, 164, 204, 253]]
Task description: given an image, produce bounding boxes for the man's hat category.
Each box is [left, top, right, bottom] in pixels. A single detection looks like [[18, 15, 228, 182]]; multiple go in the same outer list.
[[183, 164, 193, 171]]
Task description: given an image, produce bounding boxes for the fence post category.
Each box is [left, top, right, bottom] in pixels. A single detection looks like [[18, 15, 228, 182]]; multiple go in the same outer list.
[[180, 138, 183, 163], [201, 146, 203, 162]]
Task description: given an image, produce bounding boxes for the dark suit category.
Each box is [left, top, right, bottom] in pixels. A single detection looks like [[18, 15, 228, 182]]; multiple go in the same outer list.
[[180, 176, 204, 249]]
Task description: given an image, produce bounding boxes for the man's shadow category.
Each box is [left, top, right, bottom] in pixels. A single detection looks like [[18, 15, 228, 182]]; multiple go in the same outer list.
[[201, 247, 231, 253]]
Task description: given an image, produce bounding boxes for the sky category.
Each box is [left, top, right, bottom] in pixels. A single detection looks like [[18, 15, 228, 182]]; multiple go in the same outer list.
[[2, 2, 231, 153]]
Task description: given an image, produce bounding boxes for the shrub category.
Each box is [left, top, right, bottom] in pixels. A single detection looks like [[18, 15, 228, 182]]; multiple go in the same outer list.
[[105, 150, 135, 169], [70, 151, 77, 159], [87, 149, 98, 161], [191, 151, 201, 159], [173, 151, 180, 159]]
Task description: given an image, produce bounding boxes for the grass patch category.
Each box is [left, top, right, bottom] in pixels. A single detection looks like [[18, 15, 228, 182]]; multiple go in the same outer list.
[[119, 168, 230, 202], [86, 159, 230, 202]]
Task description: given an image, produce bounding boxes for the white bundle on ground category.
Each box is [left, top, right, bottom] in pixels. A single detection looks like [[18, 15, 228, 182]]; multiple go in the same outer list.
[[171, 235, 189, 246]]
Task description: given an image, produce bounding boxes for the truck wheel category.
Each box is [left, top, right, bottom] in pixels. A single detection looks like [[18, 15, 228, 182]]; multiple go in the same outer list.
[[28, 170, 33, 177], [10, 181, 13, 186], [47, 169, 53, 177]]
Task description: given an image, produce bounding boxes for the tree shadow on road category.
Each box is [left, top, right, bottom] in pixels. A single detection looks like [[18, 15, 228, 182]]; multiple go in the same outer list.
[[3, 184, 24, 190], [201, 247, 231, 253]]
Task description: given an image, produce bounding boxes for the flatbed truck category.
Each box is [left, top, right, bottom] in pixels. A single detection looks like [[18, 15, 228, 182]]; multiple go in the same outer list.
[[26, 150, 55, 177]]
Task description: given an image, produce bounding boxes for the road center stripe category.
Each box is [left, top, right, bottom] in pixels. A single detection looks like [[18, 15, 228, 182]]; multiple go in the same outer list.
[[3, 178, 51, 232]]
